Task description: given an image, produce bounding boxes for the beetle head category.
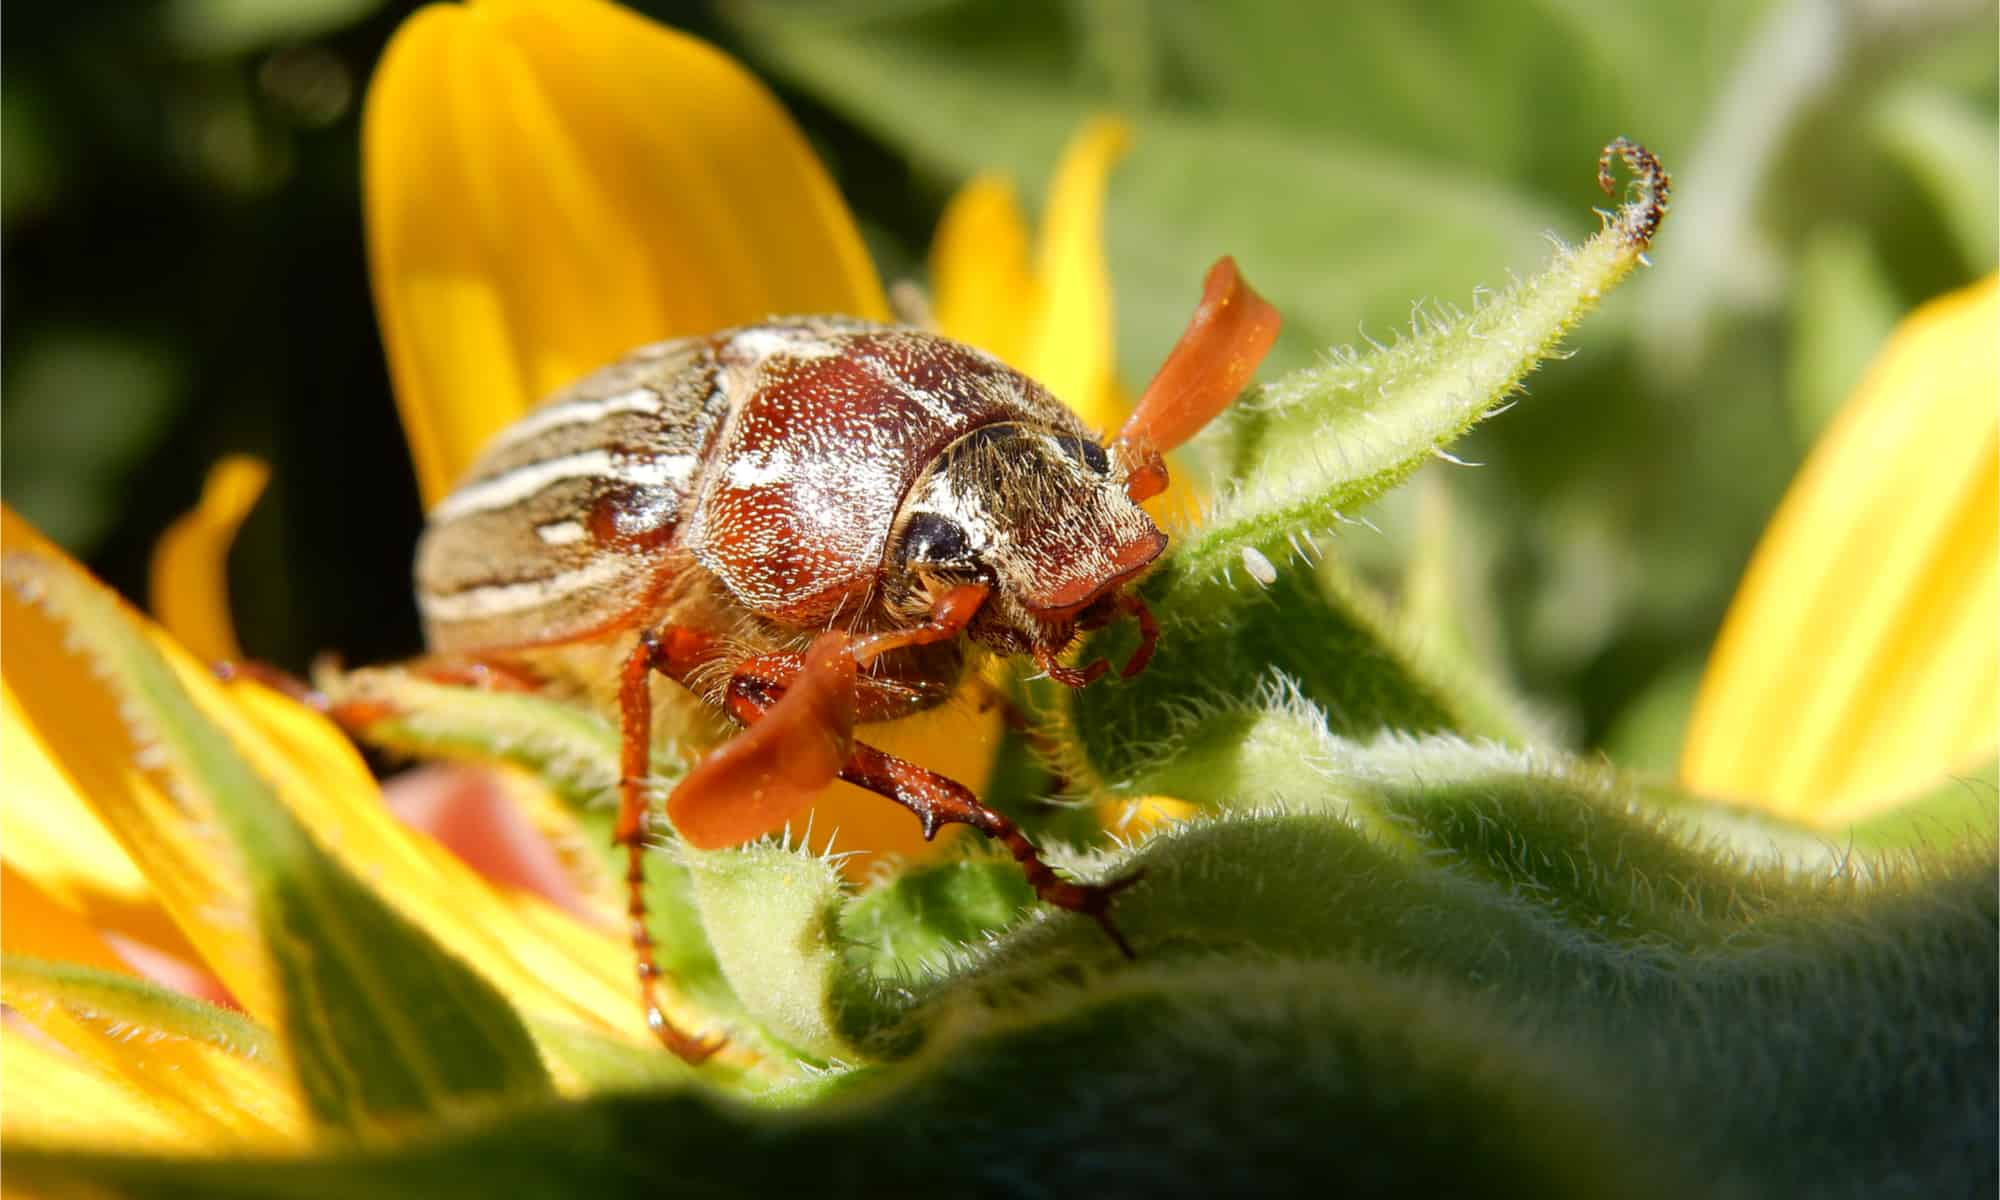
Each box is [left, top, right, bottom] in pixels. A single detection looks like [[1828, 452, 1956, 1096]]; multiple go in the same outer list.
[[887, 422, 1165, 656], [883, 258, 1280, 673]]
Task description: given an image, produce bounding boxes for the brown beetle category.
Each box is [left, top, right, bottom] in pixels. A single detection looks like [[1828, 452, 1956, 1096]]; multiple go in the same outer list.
[[411, 258, 1280, 1061]]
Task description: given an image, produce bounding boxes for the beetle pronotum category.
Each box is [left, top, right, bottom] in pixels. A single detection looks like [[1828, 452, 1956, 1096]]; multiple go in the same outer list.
[[409, 258, 1281, 1061]]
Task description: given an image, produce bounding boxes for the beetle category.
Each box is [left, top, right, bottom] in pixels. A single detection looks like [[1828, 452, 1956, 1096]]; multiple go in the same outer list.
[[410, 257, 1281, 1062]]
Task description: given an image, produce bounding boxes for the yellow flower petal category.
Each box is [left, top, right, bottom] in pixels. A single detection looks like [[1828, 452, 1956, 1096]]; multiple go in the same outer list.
[[1023, 117, 1130, 432], [6, 508, 712, 1058], [1107, 794, 1199, 836], [931, 173, 1038, 368], [1, 865, 134, 978], [1, 690, 153, 913], [3, 997, 304, 1149], [199, 662, 706, 1054], [929, 119, 1131, 432], [1681, 276, 1999, 822], [4, 511, 279, 1017], [148, 455, 268, 665], [366, 0, 888, 506], [2, 1026, 203, 1152]]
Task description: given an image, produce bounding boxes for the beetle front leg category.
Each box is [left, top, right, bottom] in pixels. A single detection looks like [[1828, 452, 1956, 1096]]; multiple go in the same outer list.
[[834, 740, 1140, 959], [614, 629, 724, 1065], [714, 664, 1140, 959], [662, 583, 991, 848]]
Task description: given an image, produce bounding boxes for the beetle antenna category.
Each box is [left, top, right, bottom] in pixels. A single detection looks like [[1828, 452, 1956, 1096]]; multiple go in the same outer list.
[[1109, 257, 1281, 502]]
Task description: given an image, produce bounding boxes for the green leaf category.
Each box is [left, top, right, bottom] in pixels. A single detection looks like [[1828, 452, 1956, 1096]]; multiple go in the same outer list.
[[1870, 74, 1999, 277], [1786, 225, 1902, 440], [1170, 145, 1667, 609], [1062, 145, 1664, 786], [163, 0, 386, 56], [0, 328, 180, 552], [1069, 563, 1504, 790], [0, 954, 1694, 1198], [15, 798, 1992, 1197], [517, 1016, 691, 1094], [732, 0, 1759, 384], [321, 666, 748, 1023], [2, 548, 552, 1131], [1, 954, 276, 1064], [684, 840, 855, 1062], [838, 858, 1033, 983], [732, 1, 1567, 385], [321, 665, 638, 811], [1844, 756, 2000, 853]]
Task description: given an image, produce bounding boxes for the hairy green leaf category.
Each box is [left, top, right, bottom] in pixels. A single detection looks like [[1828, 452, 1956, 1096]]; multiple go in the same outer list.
[[0, 958, 1697, 1200], [319, 668, 747, 1032], [1, 954, 276, 1064], [15, 800, 1991, 1198], [1064, 144, 1666, 788], [684, 840, 854, 1062], [1164, 141, 1668, 617]]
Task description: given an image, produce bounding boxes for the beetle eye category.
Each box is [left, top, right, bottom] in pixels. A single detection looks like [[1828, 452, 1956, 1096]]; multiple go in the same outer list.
[[901, 512, 971, 566], [1057, 436, 1111, 475]]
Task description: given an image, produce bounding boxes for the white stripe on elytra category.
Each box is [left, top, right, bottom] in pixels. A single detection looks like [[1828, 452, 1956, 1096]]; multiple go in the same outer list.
[[484, 387, 662, 450], [420, 555, 628, 622], [535, 519, 588, 545], [432, 450, 696, 522], [727, 327, 843, 363]]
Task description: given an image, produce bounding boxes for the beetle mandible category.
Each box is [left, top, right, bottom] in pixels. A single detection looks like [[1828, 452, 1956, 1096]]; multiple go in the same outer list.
[[412, 257, 1281, 1061]]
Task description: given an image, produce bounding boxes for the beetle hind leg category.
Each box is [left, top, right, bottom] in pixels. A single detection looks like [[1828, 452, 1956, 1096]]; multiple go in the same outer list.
[[615, 631, 725, 1065]]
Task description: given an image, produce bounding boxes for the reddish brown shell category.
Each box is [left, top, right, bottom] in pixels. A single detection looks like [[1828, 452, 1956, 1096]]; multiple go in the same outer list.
[[415, 320, 1091, 653], [685, 326, 1089, 624]]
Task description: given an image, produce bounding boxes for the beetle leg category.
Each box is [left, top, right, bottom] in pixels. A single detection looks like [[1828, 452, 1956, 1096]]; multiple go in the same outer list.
[[210, 658, 328, 708], [1034, 644, 1108, 689], [849, 582, 989, 663], [614, 630, 725, 1065], [662, 584, 990, 847], [838, 742, 1140, 959], [677, 628, 1141, 957], [715, 662, 1138, 957], [412, 656, 545, 693], [1118, 593, 1160, 679]]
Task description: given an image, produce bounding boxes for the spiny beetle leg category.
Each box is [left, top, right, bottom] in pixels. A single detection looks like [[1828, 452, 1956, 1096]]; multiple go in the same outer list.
[[663, 583, 991, 849], [1117, 593, 1160, 678], [614, 629, 724, 1065], [703, 640, 1140, 957], [1035, 644, 1109, 689], [841, 741, 1141, 959], [664, 584, 992, 848], [849, 582, 989, 664]]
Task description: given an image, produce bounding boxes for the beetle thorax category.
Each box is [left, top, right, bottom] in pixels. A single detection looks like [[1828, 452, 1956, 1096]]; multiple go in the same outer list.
[[885, 423, 1166, 657]]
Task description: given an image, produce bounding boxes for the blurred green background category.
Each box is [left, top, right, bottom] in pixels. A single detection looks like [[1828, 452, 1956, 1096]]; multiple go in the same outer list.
[[5, 0, 1993, 768]]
